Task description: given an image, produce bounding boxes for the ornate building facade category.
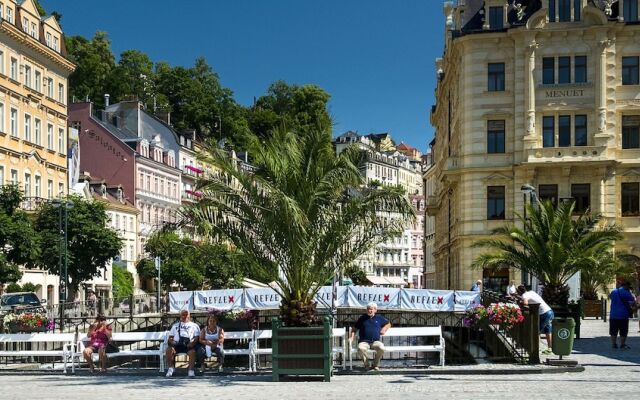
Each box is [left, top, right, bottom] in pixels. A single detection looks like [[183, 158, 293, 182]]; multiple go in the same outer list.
[[426, 0, 640, 291]]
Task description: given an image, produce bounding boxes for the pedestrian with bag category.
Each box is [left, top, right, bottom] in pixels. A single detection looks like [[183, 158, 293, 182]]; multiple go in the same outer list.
[[165, 310, 200, 377]]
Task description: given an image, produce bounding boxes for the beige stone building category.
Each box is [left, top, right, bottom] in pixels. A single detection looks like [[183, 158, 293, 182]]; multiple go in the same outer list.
[[0, 0, 74, 300], [426, 1, 640, 292]]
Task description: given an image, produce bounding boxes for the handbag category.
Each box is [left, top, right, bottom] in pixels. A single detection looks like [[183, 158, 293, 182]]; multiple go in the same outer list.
[[615, 288, 634, 318], [106, 342, 119, 353]]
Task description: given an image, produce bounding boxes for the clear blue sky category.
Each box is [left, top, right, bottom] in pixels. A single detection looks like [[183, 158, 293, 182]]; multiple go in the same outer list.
[[43, 0, 444, 152]]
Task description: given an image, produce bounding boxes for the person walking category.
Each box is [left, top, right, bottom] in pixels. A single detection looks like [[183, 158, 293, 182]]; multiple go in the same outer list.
[[609, 281, 636, 349], [350, 302, 391, 371]]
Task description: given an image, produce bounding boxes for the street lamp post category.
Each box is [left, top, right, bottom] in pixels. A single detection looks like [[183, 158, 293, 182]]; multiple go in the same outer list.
[[520, 184, 537, 288], [52, 199, 73, 330]]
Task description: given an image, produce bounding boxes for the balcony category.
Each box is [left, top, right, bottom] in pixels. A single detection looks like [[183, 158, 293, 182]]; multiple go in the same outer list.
[[20, 196, 49, 211], [525, 146, 608, 164]]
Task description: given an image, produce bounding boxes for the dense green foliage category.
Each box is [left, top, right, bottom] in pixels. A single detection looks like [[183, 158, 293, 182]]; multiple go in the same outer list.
[[0, 185, 40, 286], [112, 265, 134, 299], [33, 196, 122, 300], [473, 201, 622, 306]]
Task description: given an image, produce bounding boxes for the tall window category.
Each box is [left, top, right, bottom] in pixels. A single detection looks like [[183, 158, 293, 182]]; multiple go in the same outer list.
[[539, 184, 558, 207], [22, 17, 28, 33], [487, 120, 505, 153], [34, 175, 40, 197], [10, 169, 17, 185], [0, 166, 3, 185], [0, 51, 4, 75], [571, 184, 590, 214], [624, 0, 638, 22], [558, 115, 571, 147], [622, 115, 640, 149], [10, 57, 16, 80], [558, 56, 571, 84], [58, 127, 65, 153], [622, 183, 640, 216], [543, 116, 555, 147], [24, 173, 31, 196], [489, 6, 503, 30], [622, 56, 639, 85], [24, 65, 31, 87], [549, 0, 556, 22], [487, 186, 505, 220], [58, 182, 64, 197], [47, 180, 53, 199], [47, 78, 53, 98], [53, 37, 59, 51], [543, 57, 555, 84], [0, 103, 3, 133], [34, 71, 41, 92], [558, 0, 571, 21], [574, 115, 587, 146], [574, 56, 587, 83], [24, 114, 31, 142], [574, 0, 582, 21], [47, 124, 53, 149], [10, 107, 17, 137], [6, 7, 12, 23], [46, 32, 52, 47], [58, 83, 64, 103], [488, 63, 505, 91], [34, 118, 41, 145], [30, 22, 36, 38]]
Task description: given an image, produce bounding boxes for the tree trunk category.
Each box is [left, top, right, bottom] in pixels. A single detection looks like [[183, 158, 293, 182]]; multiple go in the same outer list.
[[542, 283, 570, 307]]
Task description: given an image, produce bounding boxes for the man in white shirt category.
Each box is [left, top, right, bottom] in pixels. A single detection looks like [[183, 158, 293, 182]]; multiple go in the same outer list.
[[516, 285, 554, 354], [165, 310, 200, 377]]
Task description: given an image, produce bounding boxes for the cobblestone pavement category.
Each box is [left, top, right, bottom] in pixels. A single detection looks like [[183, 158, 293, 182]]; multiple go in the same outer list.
[[2, 319, 638, 400]]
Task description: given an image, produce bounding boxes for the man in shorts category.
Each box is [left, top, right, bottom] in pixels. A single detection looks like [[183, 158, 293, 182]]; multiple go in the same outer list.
[[609, 281, 636, 349], [517, 285, 554, 354], [165, 310, 200, 377]]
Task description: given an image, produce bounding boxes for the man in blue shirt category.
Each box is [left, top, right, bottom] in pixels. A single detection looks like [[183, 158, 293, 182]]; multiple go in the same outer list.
[[609, 281, 637, 349], [350, 302, 391, 371]]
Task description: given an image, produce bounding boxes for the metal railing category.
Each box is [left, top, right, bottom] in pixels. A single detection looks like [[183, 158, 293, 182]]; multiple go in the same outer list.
[[481, 290, 540, 364]]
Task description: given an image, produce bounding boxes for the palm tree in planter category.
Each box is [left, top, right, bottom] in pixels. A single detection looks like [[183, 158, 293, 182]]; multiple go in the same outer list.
[[472, 200, 622, 307], [183, 127, 413, 378], [580, 251, 634, 318]]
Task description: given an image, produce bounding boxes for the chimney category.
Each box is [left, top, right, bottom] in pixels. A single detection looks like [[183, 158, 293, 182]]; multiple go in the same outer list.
[[104, 94, 110, 107], [156, 111, 171, 126]]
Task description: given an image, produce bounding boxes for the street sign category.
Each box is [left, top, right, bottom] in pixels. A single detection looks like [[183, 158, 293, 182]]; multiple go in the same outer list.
[[155, 256, 161, 271]]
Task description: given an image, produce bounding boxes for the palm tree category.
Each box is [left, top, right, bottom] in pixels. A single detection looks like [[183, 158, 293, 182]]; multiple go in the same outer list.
[[580, 252, 634, 300], [183, 127, 414, 326], [472, 200, 622, 306]]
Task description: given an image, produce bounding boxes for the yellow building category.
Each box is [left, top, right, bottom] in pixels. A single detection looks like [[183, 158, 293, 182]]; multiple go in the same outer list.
[[0, 0, 74, 300], [426, 1, 640, 292]]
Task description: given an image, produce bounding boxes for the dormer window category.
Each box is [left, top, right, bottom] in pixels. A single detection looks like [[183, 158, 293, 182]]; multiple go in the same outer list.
[[101, 183, 107, 198], [22, 17, 28, 33], [6, 7, 12, 23], [30, 22, 37, 39], [117, 188, 123, 202], [46, 32, 51, 47]]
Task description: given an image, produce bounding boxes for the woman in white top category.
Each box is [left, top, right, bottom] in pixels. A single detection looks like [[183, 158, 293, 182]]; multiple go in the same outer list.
[[506, 280, 517, 297], [198, 314, 225, 373]]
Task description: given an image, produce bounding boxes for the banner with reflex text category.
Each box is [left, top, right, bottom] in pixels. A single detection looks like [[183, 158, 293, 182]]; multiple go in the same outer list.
[[243, 288, 282, 310], [399, 289, 455, 311], [344, 286, 401, 309], [453, 291, 482, 312], [193, 289, 244, 310], [169, 291, 194, 312]]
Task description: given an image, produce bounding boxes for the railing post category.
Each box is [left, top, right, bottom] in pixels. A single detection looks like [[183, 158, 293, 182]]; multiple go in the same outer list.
[[129, 294, 134, 321], [528, 303, 540, 364]]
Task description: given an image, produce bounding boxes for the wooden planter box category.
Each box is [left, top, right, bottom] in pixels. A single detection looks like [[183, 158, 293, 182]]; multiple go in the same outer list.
[[272, 317, 332, 382], [7, 322, 46, 333], [582, 299, 603, 319]]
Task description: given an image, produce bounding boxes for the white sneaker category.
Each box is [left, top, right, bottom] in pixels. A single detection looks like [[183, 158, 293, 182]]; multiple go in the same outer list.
[[188, 369, 195, 377], [165, 367, 174, 377]]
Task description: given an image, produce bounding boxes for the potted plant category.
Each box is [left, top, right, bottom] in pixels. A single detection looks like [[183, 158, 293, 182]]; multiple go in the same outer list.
[[486, 303, 524, 331], [185, 125, 413, 381], [2, 312, 49, 333], [463, 305, 489, 330], [580, 252, 634, 318]]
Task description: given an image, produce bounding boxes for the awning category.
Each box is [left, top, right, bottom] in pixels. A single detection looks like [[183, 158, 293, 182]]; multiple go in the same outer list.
[[367, 276, 390, 285], [242, 278, 269, 289], [385, 276, 408, 286]]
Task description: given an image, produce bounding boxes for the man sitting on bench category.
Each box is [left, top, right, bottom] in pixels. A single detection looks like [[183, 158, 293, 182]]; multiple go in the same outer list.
[[165, 310, 200, 378], [350, 302, 391, 371]]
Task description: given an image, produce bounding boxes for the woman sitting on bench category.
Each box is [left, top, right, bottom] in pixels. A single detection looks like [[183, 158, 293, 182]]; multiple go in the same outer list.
[[198, 314, 225, 373], [83, 315, 112, 373]]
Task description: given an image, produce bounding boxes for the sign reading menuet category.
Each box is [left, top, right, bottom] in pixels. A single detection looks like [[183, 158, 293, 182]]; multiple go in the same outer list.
[[169, 287, 481, 313]]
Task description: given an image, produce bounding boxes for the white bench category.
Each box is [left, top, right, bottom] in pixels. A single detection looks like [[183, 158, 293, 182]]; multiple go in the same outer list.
[[196, 330, 254, 371], [77, 331, 167, 372], [349, 326, 445, 369], [251, 327, 349, 371], [0, 333, 76, 373]]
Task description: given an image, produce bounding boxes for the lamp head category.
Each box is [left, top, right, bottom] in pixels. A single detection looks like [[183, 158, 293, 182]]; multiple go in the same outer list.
[[520, 184, 535, 193]]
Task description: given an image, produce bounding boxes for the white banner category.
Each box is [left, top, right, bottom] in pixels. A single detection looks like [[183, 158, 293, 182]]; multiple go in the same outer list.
[[193, 289, 244, 310], [345, 286, 400, 309], [314, 286, 347, 308], [244, 288, 282, 310], [399, 289, 455, 311], [454, 291, 482, 312], [169, 291, 194, 312]]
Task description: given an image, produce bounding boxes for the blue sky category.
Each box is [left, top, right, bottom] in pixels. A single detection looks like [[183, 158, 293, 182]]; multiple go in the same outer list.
[[43, 0, 444, 152]]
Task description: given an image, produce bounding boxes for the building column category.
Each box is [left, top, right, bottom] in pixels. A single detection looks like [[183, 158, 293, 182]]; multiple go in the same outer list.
[[597, 39, 614, 134], [525, 40, 538, 138]]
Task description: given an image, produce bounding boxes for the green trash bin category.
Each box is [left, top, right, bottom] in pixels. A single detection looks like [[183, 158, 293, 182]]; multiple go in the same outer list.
[[552, 317, 575, 357]]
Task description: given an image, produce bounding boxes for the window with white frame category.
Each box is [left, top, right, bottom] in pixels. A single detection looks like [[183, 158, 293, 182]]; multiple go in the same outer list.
[[34, 118, 41, 145], [9, 57, 16, 80], [0, 3, 3, 20], [0, 102, 4, 133], [34, 175, 40, 197], [6, 6, 12, 23], [30, 22, 36, 38], [35, 70, 41, 92], [47, 77, 53, 98], [24, 114, 31, 142], [58, 83, 64, 103], [22, 17, 28, 33], [10, 107, 17, 137], [46, 32, 51, 47], [53, 36, 59, 51], [47, 179, 53, 199], [10, 169, 17, 184], [24, 65, 31, 87], [58, 182, 64, 197], [0, 50, 4, 75], [58, 127, 64, 153], [24, 173, 31, 196], [0, 165, 3, 184], [47, 124, 53, 149]]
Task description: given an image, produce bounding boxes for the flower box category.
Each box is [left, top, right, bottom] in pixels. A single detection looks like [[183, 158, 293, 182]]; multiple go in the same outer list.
[[3, 312, 49, 333]]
